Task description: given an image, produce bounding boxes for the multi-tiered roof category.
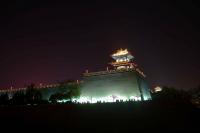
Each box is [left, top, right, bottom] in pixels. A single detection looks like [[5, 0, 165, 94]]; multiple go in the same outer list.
[[110, 49, 136, 70], [84, 49, 146, 77]]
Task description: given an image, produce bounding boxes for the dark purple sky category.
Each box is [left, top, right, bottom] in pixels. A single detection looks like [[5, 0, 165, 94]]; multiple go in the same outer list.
[[0, 1, 200, 90]]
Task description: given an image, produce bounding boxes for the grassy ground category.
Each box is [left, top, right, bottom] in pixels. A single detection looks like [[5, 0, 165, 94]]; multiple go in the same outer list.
[[0, 101, 199, 132]]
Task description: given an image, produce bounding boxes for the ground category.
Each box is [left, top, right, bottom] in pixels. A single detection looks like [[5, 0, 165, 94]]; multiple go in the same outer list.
[[0, 101, 199, 132]]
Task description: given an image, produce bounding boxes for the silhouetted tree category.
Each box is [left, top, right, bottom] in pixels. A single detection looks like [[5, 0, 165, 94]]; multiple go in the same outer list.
[[189, 86, 200, 97], [188, 86, 200, 105], [12, 91, 25, 104], [26, 84, 42, 104], [152, 86, 191, 105], [67, 84, 80, 100], [0, 93, 9, 105], [49, 94, 57, 103], [49, 92, 68, 103], [49, 82, 80, 103]]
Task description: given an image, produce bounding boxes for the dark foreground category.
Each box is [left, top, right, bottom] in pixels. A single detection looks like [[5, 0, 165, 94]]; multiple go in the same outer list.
[[0, 101, 199, 132]]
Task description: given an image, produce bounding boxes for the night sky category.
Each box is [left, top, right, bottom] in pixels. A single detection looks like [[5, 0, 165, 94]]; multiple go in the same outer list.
[[0, 1, 199, 90]]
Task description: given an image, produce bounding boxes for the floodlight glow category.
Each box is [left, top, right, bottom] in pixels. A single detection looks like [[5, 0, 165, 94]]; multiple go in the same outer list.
[[74, 95, 141, 104], [154, 86, 162, 92], [57, 99, 70, 103], [55, 95, 143, 104]]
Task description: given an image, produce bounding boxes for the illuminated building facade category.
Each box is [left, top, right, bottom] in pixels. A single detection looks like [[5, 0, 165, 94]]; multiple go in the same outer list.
[[0, 49, 152, 103], [77, 49, 151, 103]]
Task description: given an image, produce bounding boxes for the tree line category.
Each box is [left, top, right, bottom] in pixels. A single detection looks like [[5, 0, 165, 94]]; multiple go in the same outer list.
[[0, 82, 80, 105], [0, 84, 42, 105], [151, 86, 200, 106], [0, 84, 199, 106]]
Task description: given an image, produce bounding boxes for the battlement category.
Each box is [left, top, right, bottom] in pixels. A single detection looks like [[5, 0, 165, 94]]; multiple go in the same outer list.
[[83, 68, 146, 77]]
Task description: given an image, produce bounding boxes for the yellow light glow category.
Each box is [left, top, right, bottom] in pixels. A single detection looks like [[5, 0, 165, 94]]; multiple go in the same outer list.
[[112, 49, 129, 56], [154, 86, 162, 92]]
